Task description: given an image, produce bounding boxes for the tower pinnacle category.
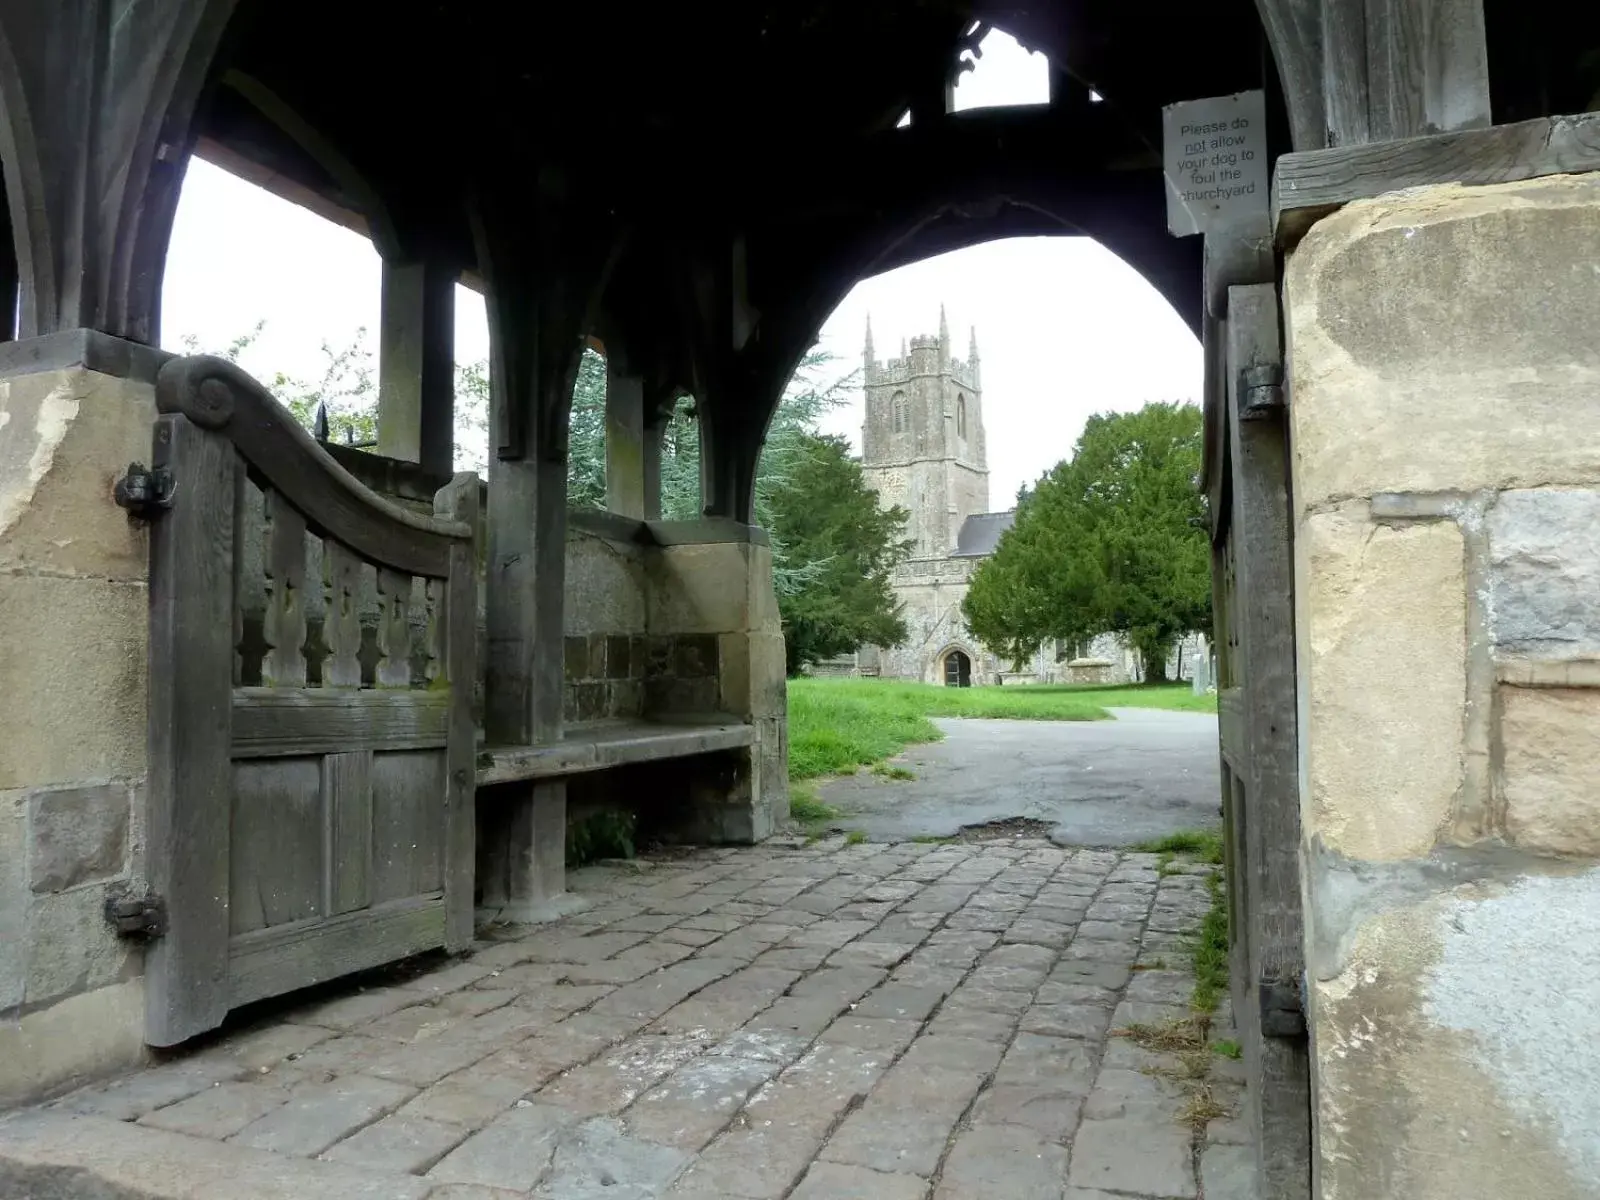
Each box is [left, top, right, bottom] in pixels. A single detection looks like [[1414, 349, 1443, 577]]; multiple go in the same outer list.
[[938, 304, 950, 355], [863, 313, 875, 367]]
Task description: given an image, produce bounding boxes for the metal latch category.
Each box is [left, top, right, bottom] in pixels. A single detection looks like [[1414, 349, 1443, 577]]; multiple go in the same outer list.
[[1239, 363, 1284, 418], [105, 892, 166, 939], [113, 462, 176, 518], [1259, 976, 1306, 1038]]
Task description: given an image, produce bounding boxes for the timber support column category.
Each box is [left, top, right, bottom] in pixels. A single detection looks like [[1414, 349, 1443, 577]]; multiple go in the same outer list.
[[1281, 158, 1600, 1198], [471, 182, 616, 922], [377, 257, 458, 477], [604, 363, 665, 520]]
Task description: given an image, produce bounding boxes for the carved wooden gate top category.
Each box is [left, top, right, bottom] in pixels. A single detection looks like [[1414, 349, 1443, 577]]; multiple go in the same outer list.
[[142, 355, 478, 1047]]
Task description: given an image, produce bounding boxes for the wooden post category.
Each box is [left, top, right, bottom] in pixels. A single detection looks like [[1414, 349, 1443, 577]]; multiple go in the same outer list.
[[604, 364, 648, 519], [0, 172, 16, 343], [1227, 283, 1311, 1200], [378, 257, 457, 477]]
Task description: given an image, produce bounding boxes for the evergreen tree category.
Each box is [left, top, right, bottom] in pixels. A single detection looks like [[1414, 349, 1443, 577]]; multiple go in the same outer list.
[[962, 402, 1209, 681]]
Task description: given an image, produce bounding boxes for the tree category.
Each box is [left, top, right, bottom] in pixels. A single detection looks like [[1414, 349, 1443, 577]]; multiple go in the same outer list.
[[962, 402, 1210, 682], [765, 433, 911, 674]]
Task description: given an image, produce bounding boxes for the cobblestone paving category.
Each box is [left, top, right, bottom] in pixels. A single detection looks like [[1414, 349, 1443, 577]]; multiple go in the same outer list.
[[2, 837, 1255, 1199]]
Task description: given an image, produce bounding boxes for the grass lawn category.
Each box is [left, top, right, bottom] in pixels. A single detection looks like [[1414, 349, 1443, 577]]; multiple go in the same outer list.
[[787, 676, 1217, 782]]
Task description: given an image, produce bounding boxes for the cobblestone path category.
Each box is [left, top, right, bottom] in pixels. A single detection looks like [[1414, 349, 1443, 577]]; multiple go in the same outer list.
[[0, 837, 1254, 1198]]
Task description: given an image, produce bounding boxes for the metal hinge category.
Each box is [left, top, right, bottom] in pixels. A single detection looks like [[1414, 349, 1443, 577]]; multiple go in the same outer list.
[[113, 462, 176, 518], [1239, 363, 1284, 418], [105, 892, 166, 939], [1259, 976, 1306, 1038]]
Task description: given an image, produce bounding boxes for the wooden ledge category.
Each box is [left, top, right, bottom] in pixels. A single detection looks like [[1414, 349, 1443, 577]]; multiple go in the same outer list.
[[1273, 111, 1600, 249], [476, 717, 756, 786]]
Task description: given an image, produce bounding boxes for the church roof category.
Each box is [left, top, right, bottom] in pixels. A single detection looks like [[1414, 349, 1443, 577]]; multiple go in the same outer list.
[[952, 511, 1016, 558]]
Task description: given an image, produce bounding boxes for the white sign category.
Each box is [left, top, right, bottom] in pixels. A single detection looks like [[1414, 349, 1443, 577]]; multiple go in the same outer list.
[[1162, 90, 1268, 237]]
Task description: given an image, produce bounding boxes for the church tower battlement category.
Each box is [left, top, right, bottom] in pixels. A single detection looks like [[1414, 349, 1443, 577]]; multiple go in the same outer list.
[[860, 307, 989, 559]]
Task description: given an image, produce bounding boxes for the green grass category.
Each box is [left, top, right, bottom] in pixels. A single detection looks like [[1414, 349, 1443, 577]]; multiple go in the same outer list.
[[844, 830, 868, 845], [788, 785, 841, 827], [1190, 869, 1230, 1013], [1212, 1038, 1243, 1060], [1133, 829, 1225, 864], [786, 678, 1213, 782]]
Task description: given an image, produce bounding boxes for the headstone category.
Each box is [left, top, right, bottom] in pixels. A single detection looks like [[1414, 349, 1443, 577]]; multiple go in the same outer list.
[[1193, 634, 1211, 694], [1161, 90, 1268, 237]]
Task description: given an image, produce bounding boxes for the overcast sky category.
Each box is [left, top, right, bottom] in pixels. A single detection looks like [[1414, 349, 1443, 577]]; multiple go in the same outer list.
[[161, 29, 1200, 508]]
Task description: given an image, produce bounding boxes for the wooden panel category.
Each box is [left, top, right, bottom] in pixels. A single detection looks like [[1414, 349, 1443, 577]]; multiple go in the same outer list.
[[155, 355, 471, 579], [144, 414, 237, 1048], [228, 895, 446, 1009], [1364, 0, 1489, 143], [232, 688, 448, 757], [370, 750, 446, 904], [324, 751, 373, 915], [437, 474, 479, 950], [230, 758, 325, 936], [1274, 112, 1600, 246], [1218, 689, 1247, 765]]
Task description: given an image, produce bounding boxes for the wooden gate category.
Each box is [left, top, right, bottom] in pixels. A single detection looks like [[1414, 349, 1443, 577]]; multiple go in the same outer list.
[[139, 355, 479, 1047], [1204, 283, 1311, 1198]]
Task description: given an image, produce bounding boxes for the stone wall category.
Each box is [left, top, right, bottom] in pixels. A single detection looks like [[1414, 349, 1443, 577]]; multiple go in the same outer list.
[[1285, 174, 1600, 1199], [0, 348, 161, 1105]]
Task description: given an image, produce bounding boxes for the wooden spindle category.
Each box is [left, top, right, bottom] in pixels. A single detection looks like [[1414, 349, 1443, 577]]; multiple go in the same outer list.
[[321, 539, 363, 687], [261, 489, 308, 686], [375, 567, 413, 687]]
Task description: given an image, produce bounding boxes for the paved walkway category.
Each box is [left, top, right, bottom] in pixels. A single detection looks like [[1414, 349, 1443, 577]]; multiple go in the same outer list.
[[1, 838, 1254, 1199], [819, 711, 1221, 846]]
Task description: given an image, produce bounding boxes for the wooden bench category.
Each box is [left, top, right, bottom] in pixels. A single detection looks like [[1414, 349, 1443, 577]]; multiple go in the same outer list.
[[475, 716, 756, 786]]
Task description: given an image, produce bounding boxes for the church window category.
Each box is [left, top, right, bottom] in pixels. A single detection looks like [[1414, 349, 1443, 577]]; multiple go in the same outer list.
[[892, 392, 908, 433], [956, 394, 967, 438]]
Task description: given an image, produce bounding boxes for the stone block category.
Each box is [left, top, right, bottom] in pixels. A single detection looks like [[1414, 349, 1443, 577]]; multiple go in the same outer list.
[[26, 884, 138, 1007], [934, 1122, 1070, 1199], [0, 979, 146, 1106], [0, 1111, 435, 1200], [793, 1162, 931, 1200], [0, 790, 25, 1012], [229, 1074, 417, 1157], [649, 541, 754, 634], [535, 1115, 690, 1198], [0, 574, 147, 791], [0, 367, 156, 582], [1487, 489, 1600, 660], [1286, 175, 1600, 511], [1307, 873, 1600, 1200], [426, 1103, 577, 1191], [1500, 687, 1600, 857], [1298, 504, 1464, 860], [321, 1112, 468, 1174], [564, 534, 647, 636], [28, 782, 130, 893]]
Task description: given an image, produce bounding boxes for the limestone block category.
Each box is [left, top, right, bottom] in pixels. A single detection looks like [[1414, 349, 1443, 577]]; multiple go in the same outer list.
[[1307, 870, 1600, 1200], [28, 782, 130, 893], [26, 884, 139, 1007], [1500, 687, 1600, 858], [717, 631, 788, 720], [0, 368, 156, 582], [1488, 490, 1600, 660], [648, 541, 753, 634], [1286, 175, 1600, 512], [0, 979, 147, 1107], [1297, 504, 1464, 860], [0, 575, 147, 791], [1, 790, 25, 1012], [565, 532, 647, 637]]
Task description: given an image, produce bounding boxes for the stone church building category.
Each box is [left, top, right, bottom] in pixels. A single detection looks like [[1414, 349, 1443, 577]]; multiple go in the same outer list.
[[842, 310, 1203, 687]]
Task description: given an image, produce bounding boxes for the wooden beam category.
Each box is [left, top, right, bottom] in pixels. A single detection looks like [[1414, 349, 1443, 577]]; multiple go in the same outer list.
[[1273, 111, 1600, 246], [377, 257, 458, 477]]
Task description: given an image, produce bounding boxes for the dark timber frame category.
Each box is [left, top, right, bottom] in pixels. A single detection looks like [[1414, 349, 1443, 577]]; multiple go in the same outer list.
[[4, 0, 1597, 1185]]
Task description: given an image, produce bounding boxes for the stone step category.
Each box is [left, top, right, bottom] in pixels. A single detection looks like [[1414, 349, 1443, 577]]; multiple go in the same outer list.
[[0, 1111, 433, 1199]]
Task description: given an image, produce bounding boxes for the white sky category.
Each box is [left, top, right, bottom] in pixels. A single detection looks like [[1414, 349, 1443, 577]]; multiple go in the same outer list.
[[161, 29, 1199, 507]]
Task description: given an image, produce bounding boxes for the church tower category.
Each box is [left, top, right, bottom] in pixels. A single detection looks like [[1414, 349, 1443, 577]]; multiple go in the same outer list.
[[860, 308, 989, 558]]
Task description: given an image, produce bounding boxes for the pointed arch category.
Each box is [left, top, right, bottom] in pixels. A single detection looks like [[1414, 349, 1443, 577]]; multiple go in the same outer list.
[[892, 390, 908, 434]]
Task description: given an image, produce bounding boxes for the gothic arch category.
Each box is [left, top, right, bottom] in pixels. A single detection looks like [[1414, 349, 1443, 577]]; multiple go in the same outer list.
[[891, 390, 908, 433], [956, 393, 967, 438]]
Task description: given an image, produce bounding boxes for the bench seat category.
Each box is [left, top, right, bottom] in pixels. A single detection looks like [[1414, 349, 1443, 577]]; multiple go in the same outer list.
[[476, 716, 756, 786]]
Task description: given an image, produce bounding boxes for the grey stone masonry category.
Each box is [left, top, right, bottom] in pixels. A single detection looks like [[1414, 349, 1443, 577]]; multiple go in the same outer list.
[[0, 838, 1257, 1199]]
